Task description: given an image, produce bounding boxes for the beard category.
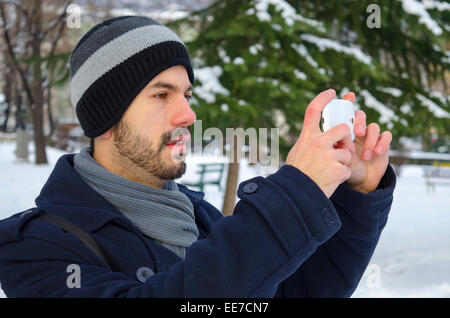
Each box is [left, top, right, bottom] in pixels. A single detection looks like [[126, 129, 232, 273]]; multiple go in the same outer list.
[[111, 119, 186, 181]]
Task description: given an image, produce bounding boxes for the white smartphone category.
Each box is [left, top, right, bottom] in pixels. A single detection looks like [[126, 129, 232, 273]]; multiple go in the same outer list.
[[321, 98, 355, 141]]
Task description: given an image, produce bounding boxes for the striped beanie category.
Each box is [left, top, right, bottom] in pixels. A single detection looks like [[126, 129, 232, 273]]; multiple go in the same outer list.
[[69, 16, 194, 138]]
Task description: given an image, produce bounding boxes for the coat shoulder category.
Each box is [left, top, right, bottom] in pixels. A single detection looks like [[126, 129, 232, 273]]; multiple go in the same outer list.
[[0, 207, 43, 245], [0, 207, 81, 256]]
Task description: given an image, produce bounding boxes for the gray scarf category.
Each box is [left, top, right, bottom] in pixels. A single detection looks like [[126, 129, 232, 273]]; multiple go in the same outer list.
[[73, 147, 199, 259]]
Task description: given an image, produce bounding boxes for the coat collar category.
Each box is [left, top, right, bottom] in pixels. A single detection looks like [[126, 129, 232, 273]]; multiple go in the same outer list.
[[35, 154, 206, 233]]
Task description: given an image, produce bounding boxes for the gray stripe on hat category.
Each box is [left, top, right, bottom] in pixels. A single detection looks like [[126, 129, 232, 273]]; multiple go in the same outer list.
[[70, 16, 161, 77], [70, 24, 184, 108]]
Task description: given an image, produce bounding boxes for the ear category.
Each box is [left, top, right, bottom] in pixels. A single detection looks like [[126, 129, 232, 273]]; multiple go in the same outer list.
[[98, 129, 113, 140]]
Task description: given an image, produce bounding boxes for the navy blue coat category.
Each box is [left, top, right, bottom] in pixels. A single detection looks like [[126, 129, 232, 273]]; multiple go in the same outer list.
[[0, 154, 396, 297]]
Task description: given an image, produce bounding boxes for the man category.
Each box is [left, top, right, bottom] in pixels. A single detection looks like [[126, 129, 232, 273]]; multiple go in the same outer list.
[[0, 16, 395, 297]]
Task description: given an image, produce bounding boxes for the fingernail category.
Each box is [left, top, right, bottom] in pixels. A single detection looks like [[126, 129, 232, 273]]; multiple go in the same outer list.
[[327, 88, 335, 94], [375, 146, 383, 154], [357, 125, 364, 135], [363, 150, 371, 160]]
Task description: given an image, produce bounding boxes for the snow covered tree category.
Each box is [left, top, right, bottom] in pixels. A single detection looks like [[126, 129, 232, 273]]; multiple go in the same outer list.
[[170, 0, 449, 214], [293, 0, 450, 152]]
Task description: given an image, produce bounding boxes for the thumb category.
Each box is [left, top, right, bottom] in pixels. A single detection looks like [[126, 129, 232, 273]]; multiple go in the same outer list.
[[302, 89, 336, 138], [323, 123, 353, 148], [335, 137, 357, 168]]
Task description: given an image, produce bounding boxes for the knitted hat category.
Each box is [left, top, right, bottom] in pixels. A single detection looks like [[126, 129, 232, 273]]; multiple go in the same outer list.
[[69, 16, 195, 138]]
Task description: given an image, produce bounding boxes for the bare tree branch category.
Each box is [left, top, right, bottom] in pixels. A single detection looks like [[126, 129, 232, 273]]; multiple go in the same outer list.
[[0, 0, 28, 18], [41, 1, 70, 89], [0, 0, 32, 34], [0, 2, 34, 105], [40, 0, 71, 41]]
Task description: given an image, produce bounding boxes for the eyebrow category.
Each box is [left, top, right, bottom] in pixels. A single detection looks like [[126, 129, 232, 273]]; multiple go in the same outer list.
[[147, 81, 193, 93]]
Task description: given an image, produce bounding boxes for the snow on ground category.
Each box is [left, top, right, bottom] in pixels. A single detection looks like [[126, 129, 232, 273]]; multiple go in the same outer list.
[[1, 141, 449, 297], [352, 164, 450, 297]]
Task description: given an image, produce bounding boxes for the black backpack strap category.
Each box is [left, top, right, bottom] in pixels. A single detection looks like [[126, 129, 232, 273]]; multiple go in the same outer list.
[[37, 212, 112, 271]]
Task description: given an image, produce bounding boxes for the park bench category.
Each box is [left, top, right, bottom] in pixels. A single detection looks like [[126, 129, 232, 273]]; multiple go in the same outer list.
[[423, 161, 450, 193], [182, 162, 226, 192]]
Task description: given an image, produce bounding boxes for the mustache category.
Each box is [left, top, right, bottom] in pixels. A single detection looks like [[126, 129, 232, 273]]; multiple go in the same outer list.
[[160, 127, 191, 147]]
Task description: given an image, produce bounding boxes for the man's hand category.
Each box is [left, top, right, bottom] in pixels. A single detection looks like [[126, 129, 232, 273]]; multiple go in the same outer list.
[[338, 92, 393, 193], [286, 89, 355, 198]]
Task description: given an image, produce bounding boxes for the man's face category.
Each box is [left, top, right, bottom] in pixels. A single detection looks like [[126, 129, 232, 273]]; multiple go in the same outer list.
[[111, 65, 196, 181]]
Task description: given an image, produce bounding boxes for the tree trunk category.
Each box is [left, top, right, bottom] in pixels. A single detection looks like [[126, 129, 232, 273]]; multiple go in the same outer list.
[[421, 131, 430, 152], [222, 161, 240, 216], [14, 90, 25, 130], [222, 136, 240, 216], [31, 101, 47, 164], [46, 88, 54, 137], [0, 100, 10, 132], [0, 68, 12, 132], [15, 127, 30, 161], [30, 2, 47, 164]]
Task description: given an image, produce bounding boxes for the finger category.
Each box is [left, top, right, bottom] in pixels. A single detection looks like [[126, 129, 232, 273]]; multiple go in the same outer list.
[[335, 137, 356, 153], [344, 166, 352, 182], [361, 123, 380, 160], [339, 164, 353, 183], [354, 110, 367, 137], [374, 131, 393, 155], [303, 89, 336, 136], [342, 92, 356, 103], [323, 123, 353, 148], [333, 148, 353, 166]]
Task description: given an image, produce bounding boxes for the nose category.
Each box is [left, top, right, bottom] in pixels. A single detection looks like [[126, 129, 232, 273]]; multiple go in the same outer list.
[[170, 94, 196, 128]]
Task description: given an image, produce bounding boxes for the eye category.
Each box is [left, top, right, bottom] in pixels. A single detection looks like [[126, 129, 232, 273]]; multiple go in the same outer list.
[[185, 94, 192, 101], [153, 93, 167, 99]]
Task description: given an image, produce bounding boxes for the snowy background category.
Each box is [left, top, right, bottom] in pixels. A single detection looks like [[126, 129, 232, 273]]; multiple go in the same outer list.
[[0, 141, 449, 298], [0, 0, 448, 299]]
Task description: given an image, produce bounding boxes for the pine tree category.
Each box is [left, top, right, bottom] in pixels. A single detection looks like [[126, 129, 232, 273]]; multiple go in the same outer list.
[[293, 0, 449, 151], [171, 0, 449, 214]]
